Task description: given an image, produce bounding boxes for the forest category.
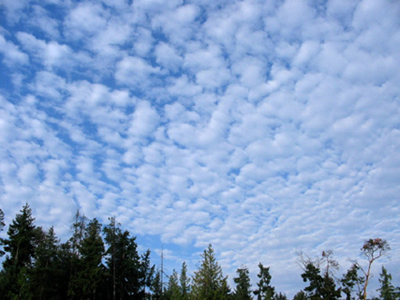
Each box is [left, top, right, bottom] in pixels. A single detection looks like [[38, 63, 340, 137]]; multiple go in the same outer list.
[[0, 204, 398, 300]]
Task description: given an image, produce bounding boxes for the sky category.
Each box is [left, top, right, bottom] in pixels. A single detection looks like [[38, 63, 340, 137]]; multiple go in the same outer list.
[[0, 0, 400, 297]]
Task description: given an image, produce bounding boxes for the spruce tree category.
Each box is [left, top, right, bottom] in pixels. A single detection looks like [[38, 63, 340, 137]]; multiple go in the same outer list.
[[234, 266, 252, 300], [103, 217, 154, 300], [0, 203, 37, 300], [377, 266, 400, 300], [301, 263, 341, 300], [81, 218, 105, 299], [0, 208, 5, 257], [30, 227, 62, 300], [254, 263, 274, 300], [180, 262, 191, 300], [191, 244, 229, 300], [166, 269, 181, 300], [341, 263, 364, 300]]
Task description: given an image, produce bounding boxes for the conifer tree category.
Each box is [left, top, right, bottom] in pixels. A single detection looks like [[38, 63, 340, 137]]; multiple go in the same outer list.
[[0, 203, 37, 300], [180, 262, 191, 300], [67, 210, 88, 300], [191, 244, 229, 300], [254, 263, 274, 300], [301, 263, 341, 300], [151, 270, 164, 300], [377, 266, 400, 300], [166, 269, 181, 300], [234, 266, 252, 300], [0, 208, 5, 257], [292, 290, 307, 300], [103, 217, 154, 300], [30, 226, 63, 300], [341, 263, 364, 300]]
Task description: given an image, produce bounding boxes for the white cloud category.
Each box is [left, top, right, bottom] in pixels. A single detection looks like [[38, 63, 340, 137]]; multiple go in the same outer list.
[[0, 33, 29, 66], [115, 56, 161, 87], [155, 42, 183, 72], [63, 2, 108, 40], [1, 0, 400, 297]]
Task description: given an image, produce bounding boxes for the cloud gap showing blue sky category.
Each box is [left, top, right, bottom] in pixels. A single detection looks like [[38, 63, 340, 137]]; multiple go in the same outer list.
[[1, 0, 400, 297]]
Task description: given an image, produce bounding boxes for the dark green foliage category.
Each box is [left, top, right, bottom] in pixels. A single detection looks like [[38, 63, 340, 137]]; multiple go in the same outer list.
[[0, 203, 37, 300], [0, 206, 398, 300], [0, 208, 5, 257], [78, 218, 105, 300], [166, 269, 181, 300], [191, 244, 230, 300], [66, 210, 88, 300], [301, 263, 341, 300], [180, 261, 191, 300], [103, 217, 154, 300], [234, 266, 252, 300], [30, 227, 66, 300], [341, 263, 364, 300], [254, 263, 274, 300], [273, 292, 287, 300], [377, 266, 400, 300], [292, 290, 307, 300], [151, 270, 164, 300]]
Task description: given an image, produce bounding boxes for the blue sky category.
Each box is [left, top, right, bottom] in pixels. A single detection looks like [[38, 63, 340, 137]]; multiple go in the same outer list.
[[1, 0, 400, 297]]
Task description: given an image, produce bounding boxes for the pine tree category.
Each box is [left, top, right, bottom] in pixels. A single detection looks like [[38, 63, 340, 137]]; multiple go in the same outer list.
[[293, 291, 307, 300], [0, 208, 5, 257], [103, 217, 154, 300], [273, 292, 287, 300], [30, 227, 62, 300], [0, 203, 37, 300], [191, 244, 229, 300], [233, 266, 252, 300], [166, 269, 181, 300], [67, 210, 88, 300], [151, 270, 164, 300], [301, 263, 341, 300], [180, 262, 191, 300], [377, 266, 400, 300], [341, 263, 364, 300], [254, 263, 274, 300], [80, 218, 105, 300]]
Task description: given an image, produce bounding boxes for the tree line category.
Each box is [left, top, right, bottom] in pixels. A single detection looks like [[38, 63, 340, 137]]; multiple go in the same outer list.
[[0, 204, 398, 300]]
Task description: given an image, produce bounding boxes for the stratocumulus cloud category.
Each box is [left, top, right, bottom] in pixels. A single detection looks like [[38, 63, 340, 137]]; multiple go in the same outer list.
[[0, 0, 399, 297]]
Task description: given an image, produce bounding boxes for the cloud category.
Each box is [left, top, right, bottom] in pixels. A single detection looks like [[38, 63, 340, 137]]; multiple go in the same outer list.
[[0, 33, 29, 66], [1, 0, 400, 297], [115, 56, 162, 87], [63, 2, 108, 41]]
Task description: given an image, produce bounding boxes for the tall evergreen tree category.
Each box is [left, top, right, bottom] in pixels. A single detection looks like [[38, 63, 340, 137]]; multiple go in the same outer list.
[[341, 264, 364, 300], [301, 263, 341, 300], [103, 217, 154, 300], [233, 266, 252, 300], [292, 290, 307, 300], [151, 270, 164, 300], [0, 203, 37, 300], [77, 218, 105, 300], [377, 266, 400, 300], [67, 210, 88, 300], [30, 227, 62, 300], [254, 263, 274, 300], [166, 269, 180, 300], [191, 244, 229, 300], [273, 292, 287, 300], [0, 208, 5, 257], [180, 262, 191, 300]]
